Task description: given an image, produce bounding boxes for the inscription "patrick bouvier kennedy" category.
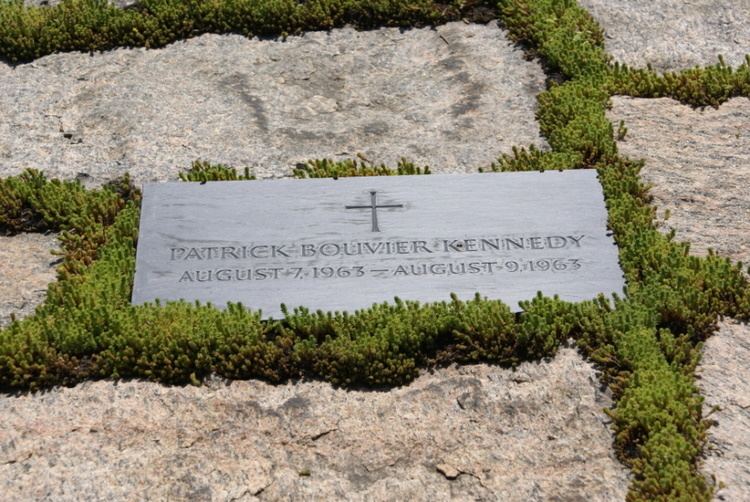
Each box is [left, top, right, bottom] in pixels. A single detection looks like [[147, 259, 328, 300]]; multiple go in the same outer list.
[[132, 171, 625, 317], [170, 235, 585, 261], [172, 235, 587, 283]]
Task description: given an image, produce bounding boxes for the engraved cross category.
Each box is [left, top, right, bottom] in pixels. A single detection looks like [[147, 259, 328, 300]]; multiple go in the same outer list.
[[345, 191, 403, 232]]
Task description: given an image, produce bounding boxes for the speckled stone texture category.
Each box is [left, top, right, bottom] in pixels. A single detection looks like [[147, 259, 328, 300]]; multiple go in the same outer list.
[[0, 22, 547, 187], [610, 96, 750, 499], [0, 233, 59, 328], [580, 0, 750, 72], [609, 96, 750, 264], [698, 320, 750, 501], [0, 347, 629, 501]]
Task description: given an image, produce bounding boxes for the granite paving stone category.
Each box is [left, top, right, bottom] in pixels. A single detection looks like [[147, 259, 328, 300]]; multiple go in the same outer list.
[[609, 96, 750, 264], [610, 95, 750, 498], [0, 348, 630, 501], [0, 22, 547, 187], [580, 0, 750, 72], [0, 233, 59, 328]]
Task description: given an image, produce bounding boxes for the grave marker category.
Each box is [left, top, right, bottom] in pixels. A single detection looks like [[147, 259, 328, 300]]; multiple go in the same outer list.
[[132, 171, 625, 317]]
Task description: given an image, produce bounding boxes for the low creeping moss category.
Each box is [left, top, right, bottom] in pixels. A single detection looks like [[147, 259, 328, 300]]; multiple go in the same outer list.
[[2, 1, 750, 500], [607, 55, 750, 108], [481, 145, 583, 172], [293, 158, 430, 179], [499, 1, 749, 500], [0, 0, 488, 64], [179, 160, 255, 182]]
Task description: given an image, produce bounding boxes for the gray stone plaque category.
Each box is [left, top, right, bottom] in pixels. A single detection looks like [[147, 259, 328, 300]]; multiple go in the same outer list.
[[132, 171, 625, 317]]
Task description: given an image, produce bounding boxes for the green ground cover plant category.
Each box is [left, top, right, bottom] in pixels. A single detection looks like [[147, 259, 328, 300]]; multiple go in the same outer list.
[[608, 56, 750, 108], [0, 0, 487, 64], [1, 0, 750, 500]]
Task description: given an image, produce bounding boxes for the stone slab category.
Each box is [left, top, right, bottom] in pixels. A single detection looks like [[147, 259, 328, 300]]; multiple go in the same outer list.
[[609, 96, 750, 264], [0, 233, 59, 328], [0, 348, 630, 501], [610, 96, 750, 498], [132, 171, 625, 317], [0, 22, 547, 187], [580, 0, 750, 72], [698, 320, 750, 500]]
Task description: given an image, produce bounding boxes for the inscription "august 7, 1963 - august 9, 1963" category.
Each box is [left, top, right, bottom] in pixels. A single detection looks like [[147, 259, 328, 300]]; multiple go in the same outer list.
[[170, 234, 586, 283], [132, 171, 625, 318]]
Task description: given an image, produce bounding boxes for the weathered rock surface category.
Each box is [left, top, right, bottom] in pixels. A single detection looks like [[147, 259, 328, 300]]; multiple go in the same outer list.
[[0, 233, 59, 328], [610, 96, 750, 264], [580, 0, 750, 72], [611, 96, 750, 499], [698, 320, 750, 501], [0, 22, 547, 187], [0, 348, 630, 501]]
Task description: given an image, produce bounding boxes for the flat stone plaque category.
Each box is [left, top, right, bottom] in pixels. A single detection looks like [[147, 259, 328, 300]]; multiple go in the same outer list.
[[132, 171, 625, 317]]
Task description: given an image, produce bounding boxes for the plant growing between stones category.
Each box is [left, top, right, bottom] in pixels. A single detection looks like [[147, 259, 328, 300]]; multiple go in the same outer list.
[[178, 160, 255, 182], [616, 120, 627, 141], [1, 1, 750, 501], [293, 157, 430, 179], [0, 0, 480, 64]]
